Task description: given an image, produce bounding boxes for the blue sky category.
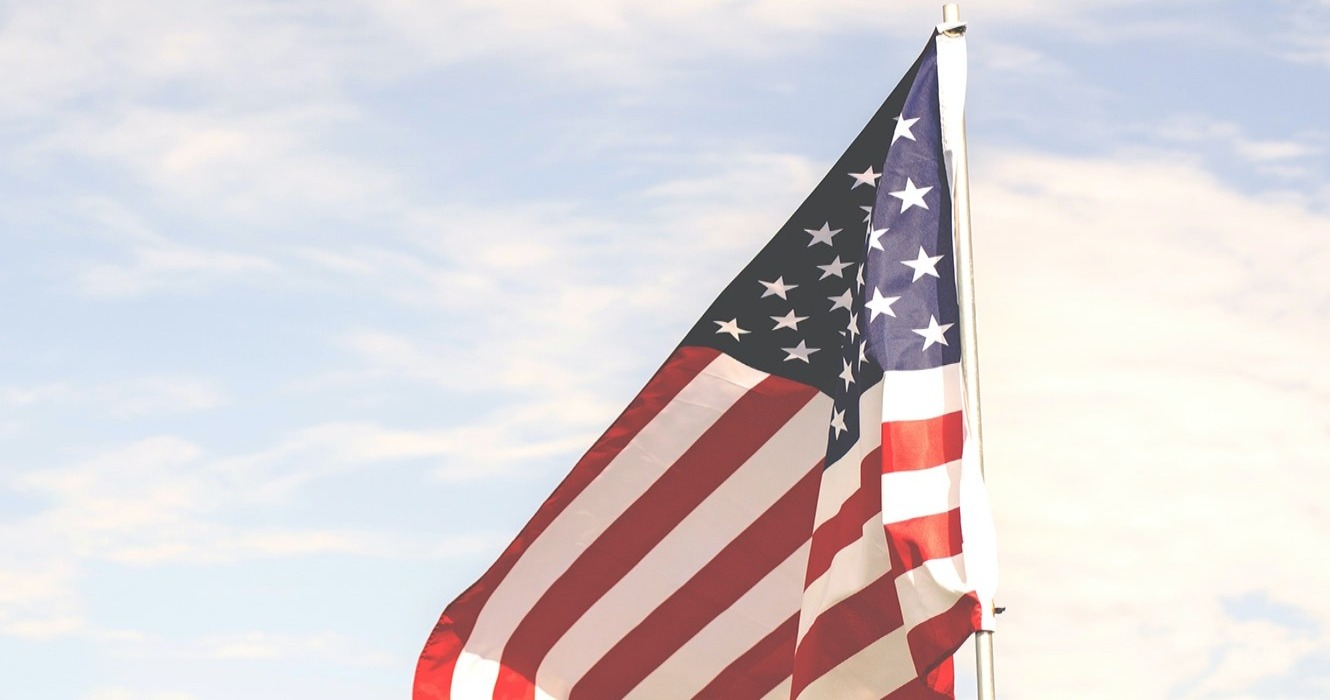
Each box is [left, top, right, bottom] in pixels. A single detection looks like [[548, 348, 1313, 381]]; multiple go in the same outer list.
[[2, 1, 1329, 698]]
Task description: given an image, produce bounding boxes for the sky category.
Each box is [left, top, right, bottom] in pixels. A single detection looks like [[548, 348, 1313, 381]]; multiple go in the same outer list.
[[2, 0, 1329, 698]]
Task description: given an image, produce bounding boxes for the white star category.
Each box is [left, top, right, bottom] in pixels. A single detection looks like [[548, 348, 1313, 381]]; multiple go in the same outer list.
[[782, 340, 819, 363], [828, 289, 853, 313], [759, 276, 798, 299], [912, 315, 954, 350], [839, 359, 856, 390], [888, 178, 932, 212], [858, 339, 868, 367], [817, 256, 853, 280], [864, 288, 901, 320], [901, 247, 944, 281], [846, 312, 860, 341], [848, 166, 880, 189], [830, 408, 848, 438], [770, 309, 809, 331], [714, 318, 749, 341], [893, 114, 920, 144], [804, 222, 842, 247], [860, 205, 873, 223], [855, 264, 864, 290], [869, 227, 888, 251]]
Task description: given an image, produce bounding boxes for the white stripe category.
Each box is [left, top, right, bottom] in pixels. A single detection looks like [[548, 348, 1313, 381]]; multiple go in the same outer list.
[[880, 363, 961, 422], [935, 18, 967, 194], [895, 553, 968, 629], [813, 380, 883, 528], [797, 514, 889, 642], [450, 353, 770, 698], [533, 393, 832, 697], [958, 440, 999, 630], [880, 458, 961, 524], [793, 625, 916, 700], [698, 350, 776, 392], [626, 542, 810, 700]]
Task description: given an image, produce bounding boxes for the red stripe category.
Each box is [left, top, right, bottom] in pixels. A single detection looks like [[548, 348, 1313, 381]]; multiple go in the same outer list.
[[881, 657, 953, 700], [494, 372, 820, 700], [880, 411, 962, 473], [570, 461, 822, 699], [790, 573, 905, 699], [693, 614, 799, 700], [906, 593, 980, 678], [412, 346, 719, 699], [884, 508, 963, 573], [804, 446, 881, 586], [414, 614, 463, 700]]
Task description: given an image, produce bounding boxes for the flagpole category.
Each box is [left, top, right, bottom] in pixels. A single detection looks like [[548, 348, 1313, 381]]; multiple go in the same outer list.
[[940, 3, 997, 700]]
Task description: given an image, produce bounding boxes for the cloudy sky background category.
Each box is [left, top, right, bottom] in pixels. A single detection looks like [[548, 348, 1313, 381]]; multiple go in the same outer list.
[[3, 0, 1329, 698]]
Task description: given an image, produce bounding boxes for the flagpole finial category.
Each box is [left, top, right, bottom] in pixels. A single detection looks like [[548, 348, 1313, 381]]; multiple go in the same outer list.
[[942, 3, 960, 21]]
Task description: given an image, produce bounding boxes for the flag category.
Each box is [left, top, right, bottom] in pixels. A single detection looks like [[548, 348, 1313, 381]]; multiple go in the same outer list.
[[416, 23, 995, 700]]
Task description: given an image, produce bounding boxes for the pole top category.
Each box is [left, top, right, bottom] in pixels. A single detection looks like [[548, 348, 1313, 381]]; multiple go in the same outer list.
[[942, 3, 960, 22]]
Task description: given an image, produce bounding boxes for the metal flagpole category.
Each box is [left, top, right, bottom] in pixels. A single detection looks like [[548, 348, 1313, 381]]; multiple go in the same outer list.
[[939, 3, 997, 700]]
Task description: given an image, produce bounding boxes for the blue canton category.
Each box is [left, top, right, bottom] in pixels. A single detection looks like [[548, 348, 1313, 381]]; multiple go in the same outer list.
[[679, 36, 955, 470]]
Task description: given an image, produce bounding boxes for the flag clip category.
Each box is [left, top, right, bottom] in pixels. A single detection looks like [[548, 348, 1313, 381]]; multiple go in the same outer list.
[[938, 21, 967, 37]]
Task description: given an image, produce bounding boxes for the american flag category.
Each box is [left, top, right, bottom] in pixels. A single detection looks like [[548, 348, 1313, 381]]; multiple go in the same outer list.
[[416, 27, 995, 700]]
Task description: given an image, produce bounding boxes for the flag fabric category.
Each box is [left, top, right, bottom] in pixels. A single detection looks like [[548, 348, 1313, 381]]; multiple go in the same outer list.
[[415, 24, 995, 700]]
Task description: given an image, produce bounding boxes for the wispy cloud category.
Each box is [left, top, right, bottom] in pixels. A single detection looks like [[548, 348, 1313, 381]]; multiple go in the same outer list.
[[0, 0, 1194, 125], [11, 194, 286, 299], [353, 0, 1168, 82], [1, 1, 1326, 697], [74, 245, 279, 298], [0, 0, 360, 117], [85, 689, 197, 700], [37, 105, 402, 219], [1279, 0, 1330, 69], [1150, 116, 1326, 176], [8, 432, 508, 560], [0, 426, 507, 643], [159, 630, 397, 666], [2, 376, 228, 420], [0, 562, 81, 636]]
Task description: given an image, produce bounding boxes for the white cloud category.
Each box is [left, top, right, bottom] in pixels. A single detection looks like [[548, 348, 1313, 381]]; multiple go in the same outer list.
[[0, 0, 360, 117], [353, 0, 1168, 82], [105, 528, 500, 565], [0, 562, 82, 636], [39, 105, 402, 219], [976, 41, 1075, 79], [99, 377, 228, 417], [166, 631, 397, 666], [1185, 618, 1320, 698], [1, 376, 228, 422], [85, 690, 197, 700], [1280, 0, 1330, 69], [9, 194, 284, 299], [0, 0, 1197, 126], [15, 436, 211, 536], [0, 383, 72, 408], [8, 431, 507, 561], [0, 426, 508, 641], [969, 147, 1330, 698], [74, 245, 278, 298], [232, 401, 607, 485], [1151, 116, 1326, 174]]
